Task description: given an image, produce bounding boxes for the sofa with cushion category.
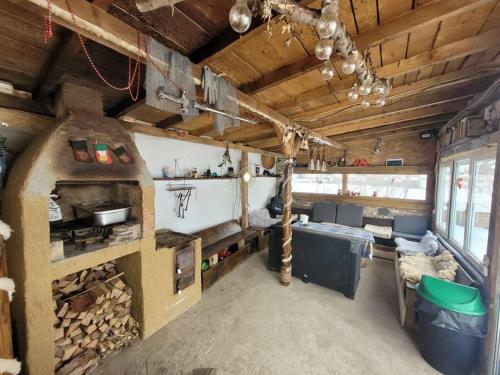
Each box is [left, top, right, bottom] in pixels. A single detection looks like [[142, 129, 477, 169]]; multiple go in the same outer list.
[[311, 202, 363, 228], [312, 202, 337, 223], [392, 215, 429, 241]]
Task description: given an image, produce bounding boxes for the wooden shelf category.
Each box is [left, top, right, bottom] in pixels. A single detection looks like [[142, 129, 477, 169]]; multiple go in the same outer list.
[[293, 166, 432, 175], [153, 175, 279, 181], [50, 239, 142, 280]]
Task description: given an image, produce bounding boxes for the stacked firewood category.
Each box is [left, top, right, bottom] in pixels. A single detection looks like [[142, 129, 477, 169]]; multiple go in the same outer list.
[[52, 261, 139, 374]]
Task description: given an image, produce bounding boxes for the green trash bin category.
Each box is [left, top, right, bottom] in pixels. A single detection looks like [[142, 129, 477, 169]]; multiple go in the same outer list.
[[415, 275, 487, 375]]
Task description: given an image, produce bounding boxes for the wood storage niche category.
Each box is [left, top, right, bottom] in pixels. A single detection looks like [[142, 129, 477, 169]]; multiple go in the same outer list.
[[52, 258, 139, 373]]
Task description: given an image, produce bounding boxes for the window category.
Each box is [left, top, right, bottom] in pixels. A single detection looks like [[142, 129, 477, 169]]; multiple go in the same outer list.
[[292, 174, 342, 194], [467, 158, 495, 262], [450, 159, 470, 247], [436, 164, 452, 231], [435, 147, 497, 269], [347, 174, 427, 200]]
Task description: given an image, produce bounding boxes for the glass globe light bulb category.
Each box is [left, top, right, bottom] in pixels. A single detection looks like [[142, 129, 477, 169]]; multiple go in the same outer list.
[[358, 84, 372, 96], [382, 79, 391, 96], [316, 12, 338, 39], [315, 39, 333, 61], [359, 75, 374, 96], [375, 97, 386, 107], [229, 0, 252, 34], [242, 172, 251, 183], [341, 52, 358, 74], [360, 97, 370, 108], [372, 79, 385, 96], [320, 60, 335, 80], [347, 84, 359, 101]]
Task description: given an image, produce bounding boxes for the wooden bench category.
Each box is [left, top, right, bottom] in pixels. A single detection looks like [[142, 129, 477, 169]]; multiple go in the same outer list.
[[195, 220, 256, 289]]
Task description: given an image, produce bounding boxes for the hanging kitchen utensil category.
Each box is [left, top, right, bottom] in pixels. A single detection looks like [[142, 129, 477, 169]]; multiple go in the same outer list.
[[308, 148, 315, 171], [218, 145, 232, 168], [315, 148, 321, 171]]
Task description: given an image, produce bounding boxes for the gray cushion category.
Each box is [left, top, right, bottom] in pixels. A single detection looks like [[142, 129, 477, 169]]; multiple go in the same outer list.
[[312, 202, 337, 223], [393, 215, 429, 236], [336, 204, 363, 227]]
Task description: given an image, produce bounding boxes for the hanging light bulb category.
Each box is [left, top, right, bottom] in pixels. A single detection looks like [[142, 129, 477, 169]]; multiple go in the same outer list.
[[316, 3, 338, 39], [375, 97, 386, 107], [382, 79, 392, 96], [347, 83, 359, 101], [315, 39, 334, 61], [372, 79, 385, 96], [320, 60, 335, 80], [360, 97, 370, 108], [341, 51, 359, 74], [359, 74, 374, 96], [229, 0, 252, 34]]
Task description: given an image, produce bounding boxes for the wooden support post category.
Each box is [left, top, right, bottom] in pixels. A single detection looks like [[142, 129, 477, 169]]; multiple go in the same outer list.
[[0, 236, 14, 374], [280, 160, 293, 286], [241, 151, 249, 230], [273, 124, 303, 286]]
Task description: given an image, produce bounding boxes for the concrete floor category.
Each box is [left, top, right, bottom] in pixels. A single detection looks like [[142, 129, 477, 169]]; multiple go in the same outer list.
[[90, 251, 439, 375]]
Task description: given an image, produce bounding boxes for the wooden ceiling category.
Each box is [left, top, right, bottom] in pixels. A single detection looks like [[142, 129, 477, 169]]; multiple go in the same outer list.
[[1, 0, 500, 152]]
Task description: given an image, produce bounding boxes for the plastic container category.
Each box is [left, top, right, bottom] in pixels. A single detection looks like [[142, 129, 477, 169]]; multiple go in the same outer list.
[[415, 275, 487, 375]]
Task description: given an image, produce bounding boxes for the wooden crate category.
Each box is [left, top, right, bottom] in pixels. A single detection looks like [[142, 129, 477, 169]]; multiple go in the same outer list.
[[202, 244, 252, 290]]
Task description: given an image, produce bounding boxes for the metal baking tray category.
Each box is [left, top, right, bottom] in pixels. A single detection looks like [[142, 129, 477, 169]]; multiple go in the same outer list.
[[73, 201, 131, 226]]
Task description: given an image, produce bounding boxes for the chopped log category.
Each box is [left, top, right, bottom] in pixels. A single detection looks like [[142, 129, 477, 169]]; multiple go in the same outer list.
[[56, 349, 98, 375], [61, 345, 79, 362]]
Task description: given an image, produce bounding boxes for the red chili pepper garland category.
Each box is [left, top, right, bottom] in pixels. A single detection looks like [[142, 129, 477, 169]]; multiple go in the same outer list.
[[43, 0, 142, 101], [43, 0, 54, 44], [43, 0, 195, 102]]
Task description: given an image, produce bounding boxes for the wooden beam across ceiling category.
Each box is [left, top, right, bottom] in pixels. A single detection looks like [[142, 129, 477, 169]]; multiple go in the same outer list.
[[169, 1, 498, 136], [249, 94, 475, 149], [275, 60, 500, 114], [237, 0, 496, 95], [32, 0, 114, 100], [15, 0, 341, 150], [333, 116, 451, 141], [341, 123, 445, 143], [198, 61, 500, 141]]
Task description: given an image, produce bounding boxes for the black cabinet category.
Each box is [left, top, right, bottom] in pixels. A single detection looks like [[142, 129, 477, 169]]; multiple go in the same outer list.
[[268, 224, 362, 299]]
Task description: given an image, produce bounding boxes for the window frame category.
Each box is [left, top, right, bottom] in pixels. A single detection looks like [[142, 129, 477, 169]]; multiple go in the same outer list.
[[437, 147, 497, 273], [435, 162, 452, 235]]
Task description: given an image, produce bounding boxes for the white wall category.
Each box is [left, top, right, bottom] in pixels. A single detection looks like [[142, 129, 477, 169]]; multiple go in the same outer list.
[[133, 133, 277, 233]]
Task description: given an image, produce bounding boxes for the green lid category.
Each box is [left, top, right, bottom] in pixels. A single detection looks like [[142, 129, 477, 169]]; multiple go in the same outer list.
[[416, 275, 486, 316]]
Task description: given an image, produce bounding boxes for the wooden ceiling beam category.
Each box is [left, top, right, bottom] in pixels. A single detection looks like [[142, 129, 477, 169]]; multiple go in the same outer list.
[[16, 0, 340, 149], [276, 60, 500, 114], [183, 0, 318, 65], [211, 67, 497, 142], [249, 96, 471, 149], [238, 0, 495, 95], [308, 81, 487, 132], [341, 123, 445, 143], [333, 115, 451, 141], [32, 0, 114, 101]]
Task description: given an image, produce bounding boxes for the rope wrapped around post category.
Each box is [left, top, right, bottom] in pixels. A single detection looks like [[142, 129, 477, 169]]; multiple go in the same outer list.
[[280, 159, 294, 286]]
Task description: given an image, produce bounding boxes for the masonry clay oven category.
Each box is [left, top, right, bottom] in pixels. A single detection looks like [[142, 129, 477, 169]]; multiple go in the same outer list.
[[1, 83, 201, 375]]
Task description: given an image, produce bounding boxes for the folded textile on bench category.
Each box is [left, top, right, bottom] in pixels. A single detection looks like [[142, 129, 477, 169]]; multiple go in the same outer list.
[[364, 224, 392, 239]]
